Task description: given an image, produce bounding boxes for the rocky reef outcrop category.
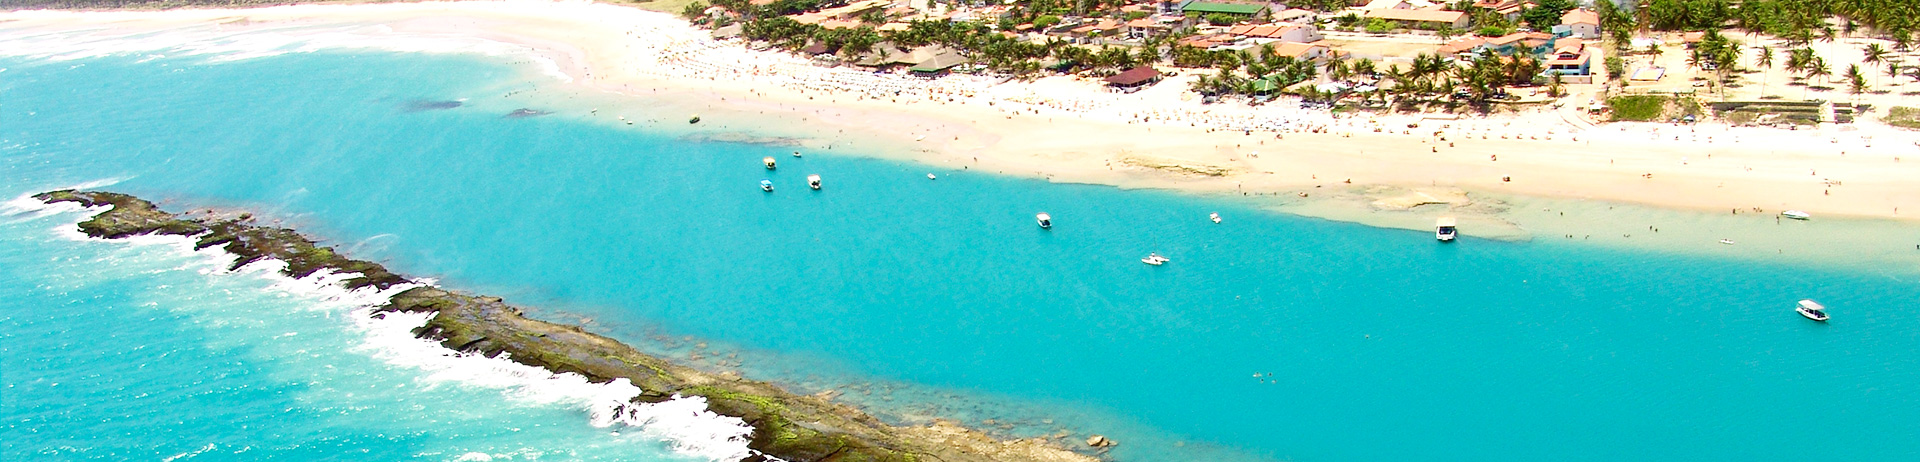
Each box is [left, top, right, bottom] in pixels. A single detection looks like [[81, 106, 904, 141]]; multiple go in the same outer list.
[[38, 189, 1103, 462]]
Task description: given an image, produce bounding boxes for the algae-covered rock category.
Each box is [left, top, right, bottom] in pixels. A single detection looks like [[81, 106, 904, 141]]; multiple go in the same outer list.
[[44, 189, 1104, 462], [37, 190, 406, 290]]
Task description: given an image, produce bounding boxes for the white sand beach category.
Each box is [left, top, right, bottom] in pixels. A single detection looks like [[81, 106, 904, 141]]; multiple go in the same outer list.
[[5, 0, 1919, 265]]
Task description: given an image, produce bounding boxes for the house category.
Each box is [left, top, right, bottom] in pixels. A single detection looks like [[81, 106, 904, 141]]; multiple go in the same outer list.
[[1362, 0, 1410, 11], [1485, 31, 1555, 56], [1125, 17, 1177, 40], [1270, 41, 1331, 61], [1270, 8, 1315, 22], [1438, 36, 1490, 57], [1545, 38, 1594, 83], [1227, 24, 1324, 43], [1178, 33, 1237, 49], [1175, 0, 1269, 19], [1105, 66, 1163, 92], [1363, 8, 1470, 30], [790, 0, 890, 24], [1068, 19, 1122, 42], [1472, 0, 1533, 21], [1558, 8, 1600, 39], [1545, 39, 1591, 75]]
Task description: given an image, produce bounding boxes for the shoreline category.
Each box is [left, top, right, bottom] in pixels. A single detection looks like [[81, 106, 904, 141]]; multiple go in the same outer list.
[[5, 1, 1920, 248], [35, 189, 1110, 462]]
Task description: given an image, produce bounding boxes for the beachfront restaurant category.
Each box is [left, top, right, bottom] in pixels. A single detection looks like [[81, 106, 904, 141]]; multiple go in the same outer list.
[[909, 52, 969, 78], [1105, 66, 1163, 93]]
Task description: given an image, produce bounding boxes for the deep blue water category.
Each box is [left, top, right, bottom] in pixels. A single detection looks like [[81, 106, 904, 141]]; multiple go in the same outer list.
[[4, 50, 1919, 462]]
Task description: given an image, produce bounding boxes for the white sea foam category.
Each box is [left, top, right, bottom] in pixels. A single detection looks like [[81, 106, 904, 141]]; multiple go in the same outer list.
[[28, 201, 756, 462]]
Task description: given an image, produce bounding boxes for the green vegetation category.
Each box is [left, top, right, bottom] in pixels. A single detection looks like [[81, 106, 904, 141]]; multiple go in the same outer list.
[[1519, 0, 1577, 28], [1608, 95, 1671, 121], [1886, 106, 1920, 128], [1608, 95, 1703, 122]]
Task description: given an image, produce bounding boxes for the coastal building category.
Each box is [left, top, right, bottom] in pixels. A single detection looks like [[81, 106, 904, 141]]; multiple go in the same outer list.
[[1105, 66, 1163, 92], [1362, 8, 1469, 30], [1485, 31, 1554, 56], [1472, 0, 1534, 21], [909, 51, 969, 77], [1178, 32, 1238, 49], [1068, 19, 1123, 43], [1227, 23, 1323, 42], [1557, 8, 1601, 39], [1269, 41, 1331, 61], [1545, 38, 1593, 81], [1438, 36, 1490, 57], [1174, 0, 1270, 19], [790, 0, 890, 25], [1125, 17, 1178, 40], [1361, 0, 1411, 11], [1270, 8, 1316, 23]]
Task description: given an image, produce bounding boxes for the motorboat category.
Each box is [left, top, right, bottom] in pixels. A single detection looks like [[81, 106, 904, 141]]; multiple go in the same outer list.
[[927, 173, 937, 180], [1210, 212, 1222, 224], [807, 174, 822, 190], [760, 179, 773, 192], [1796, 299, 1829, 322], [1036, 213, 1052, 229], [1782, 210, 1812, 220], [763, 157, 777, 169], [792, 151, 803, 158], [1436, 217, 1458, 242], [1141, 252, 1169, 266], [1719, 239, 1735, 245]]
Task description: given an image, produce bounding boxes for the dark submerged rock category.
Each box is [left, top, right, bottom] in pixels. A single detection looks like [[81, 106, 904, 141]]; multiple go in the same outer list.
[[505, 108, 551, 118], [404, 99, 463, 112]]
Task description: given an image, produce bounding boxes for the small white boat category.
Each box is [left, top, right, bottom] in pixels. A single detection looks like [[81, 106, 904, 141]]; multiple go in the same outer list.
[[763, 157, 777, 169], [1210, 212, 1222, 224], [807, 174, 822, 190], [1719, 239, 1735, 245], [792, 151, 803, 158], [1141, 252, 1169, 266], [1782, 210, 1812, 220], [760, 179, 773, 192], [1036, 213, 1052, 229], [927, 173, 937, 180], [1436, 217, 1458, 242], [1796, 299, 1829, 322]]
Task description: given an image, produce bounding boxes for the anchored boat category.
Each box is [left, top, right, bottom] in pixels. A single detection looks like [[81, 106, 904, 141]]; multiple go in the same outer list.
[[760, 179, 774, 192], [1141, 252, 1169, 266], [763, 157, 777, 169], [1036, 213, 1052, 229], [1210, 212, 1222, 224], [1782, 210, 1812, 220], [808, 174, 822, 190], [1796, 299, 1829, 322], [1436, 217, 1458, 242]]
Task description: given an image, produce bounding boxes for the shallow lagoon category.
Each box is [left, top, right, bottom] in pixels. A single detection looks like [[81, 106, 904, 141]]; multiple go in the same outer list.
[[4, 50, 1919, 462]]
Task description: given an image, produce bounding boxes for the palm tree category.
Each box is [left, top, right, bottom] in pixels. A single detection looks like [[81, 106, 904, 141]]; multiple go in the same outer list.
[[1353, 58, 1377, 80], [1863, 43, 1889, 88], [1806, 57, 1831, 100], [1847, 63, 1869, 99], [1755, 46, 1774, 98]]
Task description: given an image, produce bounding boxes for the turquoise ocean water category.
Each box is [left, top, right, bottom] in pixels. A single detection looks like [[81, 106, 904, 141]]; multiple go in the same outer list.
[[4, 49, 1919, 462]]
